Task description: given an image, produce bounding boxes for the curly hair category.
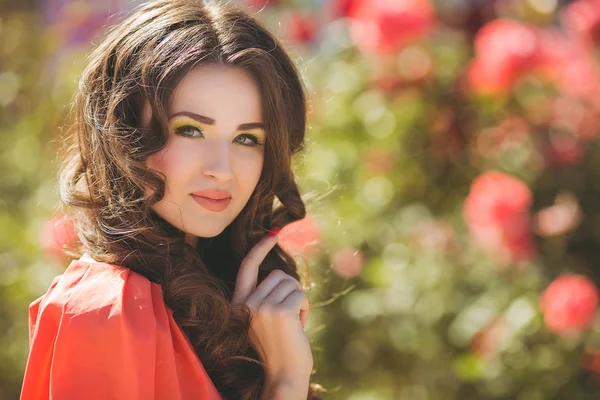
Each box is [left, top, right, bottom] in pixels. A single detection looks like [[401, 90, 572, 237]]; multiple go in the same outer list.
[[58, 0, 323, 398]]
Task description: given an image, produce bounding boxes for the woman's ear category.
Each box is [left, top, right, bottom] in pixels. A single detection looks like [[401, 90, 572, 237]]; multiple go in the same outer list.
[[140, 100, 152, 129]]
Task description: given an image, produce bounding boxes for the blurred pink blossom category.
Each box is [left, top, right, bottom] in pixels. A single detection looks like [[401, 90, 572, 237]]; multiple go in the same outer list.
[[463, 171, 535, 262], [546, 133, 585, 166], [330, 247, 365, 279], [40, 213, 79, 262], [348, 0, 436, 55], [467, 19, 542, 95], [561, 0, 600, 47], [541, 274, 598, 334], [538, 28, 600, 100], [286, 13, 319, 44], [278, 215, 320, 257], [332, 0, 355, 18], [533, 192, 582, 237]]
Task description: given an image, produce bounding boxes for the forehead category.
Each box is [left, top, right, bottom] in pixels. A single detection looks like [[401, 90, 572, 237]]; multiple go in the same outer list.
[[169, 64, 263, 122]]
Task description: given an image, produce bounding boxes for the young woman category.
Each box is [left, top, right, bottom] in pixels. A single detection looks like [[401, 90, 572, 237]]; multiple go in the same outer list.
[[20, 1, 323, 399]]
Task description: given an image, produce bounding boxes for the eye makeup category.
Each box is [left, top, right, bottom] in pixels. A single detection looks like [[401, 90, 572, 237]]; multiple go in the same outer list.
[[170, 117, 265, 147]]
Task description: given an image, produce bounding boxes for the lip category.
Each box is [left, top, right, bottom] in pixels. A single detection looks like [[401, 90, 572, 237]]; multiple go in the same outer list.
[[190, 191, 232, 212], [190, 190, 232, 199]]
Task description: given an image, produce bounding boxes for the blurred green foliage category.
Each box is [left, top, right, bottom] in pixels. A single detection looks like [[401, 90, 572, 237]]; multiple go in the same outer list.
[[5, 0, 600, 399]]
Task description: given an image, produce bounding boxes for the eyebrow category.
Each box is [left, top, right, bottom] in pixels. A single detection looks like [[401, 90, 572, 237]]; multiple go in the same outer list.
[[169, 111, 265, 131]]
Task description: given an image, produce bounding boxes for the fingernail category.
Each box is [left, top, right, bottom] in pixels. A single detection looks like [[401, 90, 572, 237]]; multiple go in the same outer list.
[[267, 227, 281, 238]]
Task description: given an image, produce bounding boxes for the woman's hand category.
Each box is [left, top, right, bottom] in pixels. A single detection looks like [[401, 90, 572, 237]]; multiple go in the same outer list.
[[232, 229, 313, 393]]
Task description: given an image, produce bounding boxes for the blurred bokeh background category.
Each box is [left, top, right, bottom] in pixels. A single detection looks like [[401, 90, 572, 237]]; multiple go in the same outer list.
[[5, 0, 600, 398]]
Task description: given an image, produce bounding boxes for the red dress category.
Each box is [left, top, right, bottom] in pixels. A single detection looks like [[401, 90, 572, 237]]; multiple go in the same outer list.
[[20, 258, 223, 400]]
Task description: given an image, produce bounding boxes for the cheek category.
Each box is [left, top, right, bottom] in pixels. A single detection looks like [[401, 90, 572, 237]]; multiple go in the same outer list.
[[146, 145, 188, 196], [234, 150, 264, 187], [147, 142, 190, 176], [146, 151, 164, 173]]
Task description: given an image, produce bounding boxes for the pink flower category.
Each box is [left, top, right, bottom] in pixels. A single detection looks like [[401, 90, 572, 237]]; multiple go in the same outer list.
[[330, 247, 365, 279], [467, 19, 542, 95], [538, 28, 600, 100], [278, 215, 320, 257], [348, 0, 436, 55], [532, 192, 582, 237], [286, 13, 319, 45], [40, 213, 79, 261], [332, 0, 356, 18], [466, 57, 515, 95], [463, 171, 535, 262], [546, 133, 585, 166], [561, 0, 600, 47], [541, 274, 598, 334]]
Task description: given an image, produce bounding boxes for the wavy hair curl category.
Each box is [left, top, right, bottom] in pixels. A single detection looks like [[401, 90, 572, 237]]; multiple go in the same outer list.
[[59, 0, 323, 398]]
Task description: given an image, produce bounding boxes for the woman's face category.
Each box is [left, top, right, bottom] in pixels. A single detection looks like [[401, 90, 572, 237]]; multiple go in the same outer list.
[[143, 64, 265, 243]]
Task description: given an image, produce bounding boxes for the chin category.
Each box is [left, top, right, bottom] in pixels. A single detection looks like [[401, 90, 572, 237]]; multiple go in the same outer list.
[[187, 225, 227, 239]]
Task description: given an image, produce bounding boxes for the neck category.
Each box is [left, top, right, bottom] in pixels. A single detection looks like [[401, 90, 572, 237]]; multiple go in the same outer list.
[[185, 233, 198, 249]]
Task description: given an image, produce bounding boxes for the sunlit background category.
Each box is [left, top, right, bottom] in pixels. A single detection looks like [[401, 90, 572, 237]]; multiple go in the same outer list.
[[4, 0, 600, 398]]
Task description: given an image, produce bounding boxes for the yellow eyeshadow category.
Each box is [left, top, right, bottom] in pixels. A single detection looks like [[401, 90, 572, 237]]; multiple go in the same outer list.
[[246, 129, 266, 138], [171, 117, 202, 130], [170, 117, 266, 142]]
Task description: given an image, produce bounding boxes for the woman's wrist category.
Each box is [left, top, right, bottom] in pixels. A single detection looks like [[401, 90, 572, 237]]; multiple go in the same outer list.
[[261, 375, 311, 400]]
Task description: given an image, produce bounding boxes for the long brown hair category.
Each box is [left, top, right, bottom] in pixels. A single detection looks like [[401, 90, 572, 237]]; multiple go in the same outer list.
[[58, 0, 323, 398]]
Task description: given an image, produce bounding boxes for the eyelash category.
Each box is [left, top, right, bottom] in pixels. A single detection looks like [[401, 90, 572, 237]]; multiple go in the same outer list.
[[174, 125, 263, 147]]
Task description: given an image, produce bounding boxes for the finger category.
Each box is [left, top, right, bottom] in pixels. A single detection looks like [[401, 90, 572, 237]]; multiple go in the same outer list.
[[281, 289, 310, 328], [232, 230, 280, 305], [245, 270, 292, 309], [262, 279, 302, 306]]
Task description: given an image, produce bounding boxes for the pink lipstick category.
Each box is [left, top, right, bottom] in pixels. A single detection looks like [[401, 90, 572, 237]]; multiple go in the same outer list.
[[190, 190, 232, 212]]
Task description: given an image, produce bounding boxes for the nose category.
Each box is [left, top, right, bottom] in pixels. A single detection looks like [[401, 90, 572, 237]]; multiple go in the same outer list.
[[202, 139, 234, 181]]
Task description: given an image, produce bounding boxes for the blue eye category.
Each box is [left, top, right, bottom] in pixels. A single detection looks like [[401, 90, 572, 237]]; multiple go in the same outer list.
[[175, 125, 203, 138]]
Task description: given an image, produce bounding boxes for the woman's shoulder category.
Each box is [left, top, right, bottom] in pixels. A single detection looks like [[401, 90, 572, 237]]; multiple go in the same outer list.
[[30, 256, 170, 332], [23, 257, 224, 400]]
